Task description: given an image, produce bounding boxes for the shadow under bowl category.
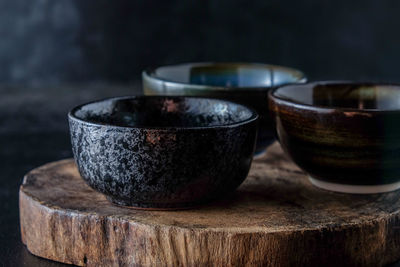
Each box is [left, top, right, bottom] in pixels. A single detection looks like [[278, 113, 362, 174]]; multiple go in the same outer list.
[[269, 81, 400, 194], [142, 62, 306, 156], [68, 96, 258, 209]]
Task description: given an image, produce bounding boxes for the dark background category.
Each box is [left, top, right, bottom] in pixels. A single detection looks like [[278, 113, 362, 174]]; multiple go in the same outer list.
[[2, 0, 400, 85], [2, 0, 400, 266]]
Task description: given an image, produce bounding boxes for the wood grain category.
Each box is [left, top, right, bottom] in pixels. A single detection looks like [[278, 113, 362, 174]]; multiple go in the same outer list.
[[20, 142, 400, 266]]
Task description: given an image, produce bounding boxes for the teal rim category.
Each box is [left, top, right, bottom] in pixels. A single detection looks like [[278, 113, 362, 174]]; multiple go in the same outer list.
[[143, 62, 307, 91]]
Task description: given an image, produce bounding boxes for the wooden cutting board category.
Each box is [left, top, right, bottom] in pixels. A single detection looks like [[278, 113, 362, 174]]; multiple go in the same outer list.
[[19, 142, 400, 267]]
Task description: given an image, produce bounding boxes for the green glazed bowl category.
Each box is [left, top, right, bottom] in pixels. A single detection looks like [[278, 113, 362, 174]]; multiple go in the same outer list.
[[143, 62, 306, 156]]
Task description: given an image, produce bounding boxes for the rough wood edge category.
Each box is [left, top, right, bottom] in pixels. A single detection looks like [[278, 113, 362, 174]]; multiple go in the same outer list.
[[19, 160, 400, 267]]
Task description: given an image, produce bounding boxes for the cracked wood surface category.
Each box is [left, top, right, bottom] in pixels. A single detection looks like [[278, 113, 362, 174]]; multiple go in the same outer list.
[[19, 142, 400, 266]]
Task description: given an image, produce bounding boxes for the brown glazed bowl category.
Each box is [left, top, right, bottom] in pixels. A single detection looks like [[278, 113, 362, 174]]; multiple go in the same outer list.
[[269, 81, 400, 194]]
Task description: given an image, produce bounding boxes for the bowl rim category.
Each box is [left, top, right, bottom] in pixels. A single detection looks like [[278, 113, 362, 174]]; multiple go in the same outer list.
[[68, 95, 259, 130], [143, 62, 307, 91], [269, 81, 400, 113]]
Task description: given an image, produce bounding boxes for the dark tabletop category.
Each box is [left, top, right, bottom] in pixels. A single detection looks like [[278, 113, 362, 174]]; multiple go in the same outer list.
[[1, 84, 399, 267]]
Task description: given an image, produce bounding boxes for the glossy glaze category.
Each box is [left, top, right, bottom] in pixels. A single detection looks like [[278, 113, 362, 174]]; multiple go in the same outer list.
[[143, 62, 306, 155], [68, 96, 258, 209], [269, 82, 400, 192]]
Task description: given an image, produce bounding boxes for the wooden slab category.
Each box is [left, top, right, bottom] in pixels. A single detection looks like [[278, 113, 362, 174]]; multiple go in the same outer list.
[[20, 142, 400, 267]]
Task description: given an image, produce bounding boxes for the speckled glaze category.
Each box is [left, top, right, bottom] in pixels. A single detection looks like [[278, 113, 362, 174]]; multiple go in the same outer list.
[[143, 62, 306, 155], [68, 96, 258, 209], [269, 81, 400, 193]]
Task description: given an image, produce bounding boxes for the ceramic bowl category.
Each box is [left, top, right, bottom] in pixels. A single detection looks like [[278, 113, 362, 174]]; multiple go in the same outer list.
[[269, 81, 400, 194], [143, 62, 306, 156], [68, 96, 258, 209]]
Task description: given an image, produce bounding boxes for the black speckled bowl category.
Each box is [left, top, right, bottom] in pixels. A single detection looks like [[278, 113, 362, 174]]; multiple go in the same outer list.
[[68, 96, 258, 210], [143, 62, 306, 156], [269, 81, 400, 194]]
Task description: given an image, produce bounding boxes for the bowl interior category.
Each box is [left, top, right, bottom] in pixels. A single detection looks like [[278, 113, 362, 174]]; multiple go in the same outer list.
[[273, 83, 400, 110], [151, 63, 304, 88], [71, 97, 255, 128]]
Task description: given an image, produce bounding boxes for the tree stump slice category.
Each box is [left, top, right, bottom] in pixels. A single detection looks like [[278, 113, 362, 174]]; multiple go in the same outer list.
[[19, 142, 400, 267]]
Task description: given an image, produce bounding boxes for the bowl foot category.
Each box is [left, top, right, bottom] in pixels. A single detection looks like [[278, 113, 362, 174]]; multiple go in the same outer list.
[[309, 176, 400, 194], [253, 149, 267, 159]]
